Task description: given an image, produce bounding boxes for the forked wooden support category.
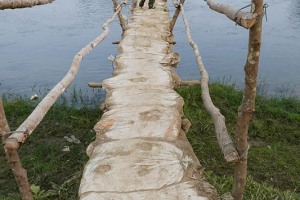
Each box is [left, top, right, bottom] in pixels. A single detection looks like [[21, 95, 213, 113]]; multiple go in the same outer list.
[[232, 0, 264, 199]]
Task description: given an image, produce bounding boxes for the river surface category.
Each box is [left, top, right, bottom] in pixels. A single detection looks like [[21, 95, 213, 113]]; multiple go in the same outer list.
[[0, 0, 299, 98]]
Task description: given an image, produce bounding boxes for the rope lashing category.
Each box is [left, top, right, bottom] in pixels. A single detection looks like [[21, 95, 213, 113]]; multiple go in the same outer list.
[[235, 3, 269, 26], [221, 141, 234, 154], [2, 131, 26, 137], [254, 3, 269, 24], [235, 4, 252, 21], [239, 144, 250, 160], [263, 3, 269, 21]]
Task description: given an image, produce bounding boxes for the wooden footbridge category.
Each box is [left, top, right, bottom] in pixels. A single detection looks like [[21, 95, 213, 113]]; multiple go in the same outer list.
[[1, 0, 265, 199]]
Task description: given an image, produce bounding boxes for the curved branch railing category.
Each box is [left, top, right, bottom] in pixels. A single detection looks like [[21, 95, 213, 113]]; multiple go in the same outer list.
[[180, 3, 239, 163]]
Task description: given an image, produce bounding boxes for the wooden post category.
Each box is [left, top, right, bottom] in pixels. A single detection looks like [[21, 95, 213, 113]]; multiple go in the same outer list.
[[170, 0, 186, 32], [0, 98, 33, 200], [0, 98, 10, 141], [112, 0, 127, 34], [5, 148, 33, 200], [232, 0, 264, 199]]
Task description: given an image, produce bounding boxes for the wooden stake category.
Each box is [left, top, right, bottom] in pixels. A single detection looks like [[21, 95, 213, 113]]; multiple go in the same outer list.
[[179, 80, 201, 86], [0, 98, 10, 141], [112, 40, 121, 44], [88, 82, 103, 88], [232, 0, 264, 199], [170, 0, 186, 32], [1, 98, 33, 200], [5, 148, 33, 200], [112, 0, 127, 34]]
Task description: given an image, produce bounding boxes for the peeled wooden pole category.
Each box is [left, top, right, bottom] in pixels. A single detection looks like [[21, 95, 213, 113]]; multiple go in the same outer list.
[[170, 0, 185, 32], [1, 98, 33, 200], [88, 80, 201, 88], [179, 80, 201, 86], [112, 0, 127, 34], [205, 0, 258, 29], [232, 0, 264, 199], [0, 98, 10, 141], [180, 4, 239, 163], [0, 0, 54, 10], [4, 1, 127, 150]]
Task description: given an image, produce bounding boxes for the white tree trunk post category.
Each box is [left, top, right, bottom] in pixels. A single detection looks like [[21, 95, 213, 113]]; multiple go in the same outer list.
[[0, 0, 54, 10], [232, 0, 264, 199]]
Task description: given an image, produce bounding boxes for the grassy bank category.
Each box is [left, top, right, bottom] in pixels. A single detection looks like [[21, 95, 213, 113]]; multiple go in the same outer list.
[[177, 84, 300, 199], [0, 100, 101, 199], [0, 83, 299, 199]]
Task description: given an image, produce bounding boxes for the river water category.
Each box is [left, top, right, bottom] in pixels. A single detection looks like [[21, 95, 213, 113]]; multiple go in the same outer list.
[[0, 0, 299, 98]]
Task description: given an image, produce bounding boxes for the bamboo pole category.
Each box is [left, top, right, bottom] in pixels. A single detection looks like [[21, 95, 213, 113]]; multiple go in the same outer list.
[[0, 0, 54, 10], [1, 98, 33, 200], [170, 0, 185, 32], [205, 0, 258, 29], [180, 4, 239, 163], [232, 0, 264, 199], [4, 1, 127, 150]]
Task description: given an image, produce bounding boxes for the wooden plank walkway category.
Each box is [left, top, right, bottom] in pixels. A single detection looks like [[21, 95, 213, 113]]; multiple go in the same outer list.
[[79, 0, 218, 199]]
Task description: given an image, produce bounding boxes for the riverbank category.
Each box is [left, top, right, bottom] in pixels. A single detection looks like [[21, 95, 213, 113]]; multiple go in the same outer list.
[[0, 83, 299, 199]]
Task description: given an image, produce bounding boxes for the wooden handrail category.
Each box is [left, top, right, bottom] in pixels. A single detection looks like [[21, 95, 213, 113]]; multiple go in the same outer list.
[[4, 1, 127, 150], [180, 3, 239, 163], [0, 0, 54, 10]]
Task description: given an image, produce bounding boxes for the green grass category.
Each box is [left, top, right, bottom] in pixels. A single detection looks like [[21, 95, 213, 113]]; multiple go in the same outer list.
[[177, 84, 300, 199], [0, 99, 101, 199], [0, 83, 299, 199]]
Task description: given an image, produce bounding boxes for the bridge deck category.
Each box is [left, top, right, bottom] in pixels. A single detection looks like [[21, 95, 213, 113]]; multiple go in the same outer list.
[[79, 1, 218, 199]]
